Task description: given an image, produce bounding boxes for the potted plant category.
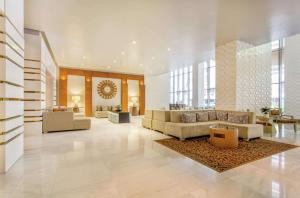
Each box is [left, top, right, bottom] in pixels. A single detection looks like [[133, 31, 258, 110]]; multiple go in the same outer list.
[[116, 104, 122, 112], [260, 107, 271, 116]]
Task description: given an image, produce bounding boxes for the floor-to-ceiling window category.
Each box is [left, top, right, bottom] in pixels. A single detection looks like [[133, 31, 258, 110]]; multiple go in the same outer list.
[[170, 66, 193, 106], [271, 39, 285, 109], [204, 60, 216, 108]]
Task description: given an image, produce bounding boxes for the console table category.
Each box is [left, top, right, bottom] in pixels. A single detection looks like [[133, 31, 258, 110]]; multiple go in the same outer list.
[[108, 111, 130, 123]]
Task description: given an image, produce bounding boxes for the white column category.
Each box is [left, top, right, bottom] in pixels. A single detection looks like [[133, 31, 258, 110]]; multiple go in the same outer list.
[[284, 34, 300, 119], [216, 40, 272, 113], [0, 0, 24, 173], [24, 31, 44, 136]]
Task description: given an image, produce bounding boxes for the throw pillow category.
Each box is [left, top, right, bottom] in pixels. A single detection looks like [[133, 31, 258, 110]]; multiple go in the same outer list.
[[96, 105, 102, 111], [181, 113, 197, 123], [196, 112, 209, 122], [228, 113, 249, 124], [102, 106, 108, 111], [216, 111, 228, 121], [208, 111, 217, 121]]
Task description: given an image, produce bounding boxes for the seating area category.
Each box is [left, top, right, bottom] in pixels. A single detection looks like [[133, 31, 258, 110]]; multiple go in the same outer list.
[[143, 109, 263, 140], [3, 1, 300, 197]]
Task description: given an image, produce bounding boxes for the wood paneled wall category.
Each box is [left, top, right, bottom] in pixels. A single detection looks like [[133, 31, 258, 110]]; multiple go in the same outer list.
[[59, 68, 145, 117]]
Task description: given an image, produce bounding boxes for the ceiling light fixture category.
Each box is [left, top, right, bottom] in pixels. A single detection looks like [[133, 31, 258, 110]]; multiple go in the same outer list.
[[107, 66, 111, 69], [139, 64, 143, 66], [113, 60, 117, 63], [167, 48, 171, 51], [83, 56, 87, 59], [151, 57, 155, 60], [121, 51, 125, 55], [132, 40, 137, 45]]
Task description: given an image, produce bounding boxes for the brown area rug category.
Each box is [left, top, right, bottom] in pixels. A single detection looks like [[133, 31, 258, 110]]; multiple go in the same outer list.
[[155, 137, 298, 172]]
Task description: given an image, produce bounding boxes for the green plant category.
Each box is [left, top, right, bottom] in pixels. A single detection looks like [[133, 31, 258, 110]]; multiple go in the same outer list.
[[260, 107, 271, 115], [116, 104, 122, 111]]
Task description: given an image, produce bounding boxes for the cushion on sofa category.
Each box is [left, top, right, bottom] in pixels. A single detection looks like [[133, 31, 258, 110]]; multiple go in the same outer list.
[[181, 113, 197, 123], [208, 111, 217, 121], [196, 112, 209, 122], [217, 111, 228, 121], [96, 105, 102, 111], [228, 113, 249, 124], [102, 106, 108, 111]]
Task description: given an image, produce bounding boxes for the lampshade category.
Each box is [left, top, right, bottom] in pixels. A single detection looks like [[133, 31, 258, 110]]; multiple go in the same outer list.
[[72, 95, 81, 103], [130, 96, 138, 103]]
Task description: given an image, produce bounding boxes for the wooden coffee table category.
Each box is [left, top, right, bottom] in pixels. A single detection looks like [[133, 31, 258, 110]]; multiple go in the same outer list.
[[209, 127, 239, 149]]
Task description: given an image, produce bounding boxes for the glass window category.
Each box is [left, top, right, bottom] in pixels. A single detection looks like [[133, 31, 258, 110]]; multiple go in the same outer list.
[[271, 39, 285, 109], [203, 60, 216, 108], [169, 66, 193, 107]]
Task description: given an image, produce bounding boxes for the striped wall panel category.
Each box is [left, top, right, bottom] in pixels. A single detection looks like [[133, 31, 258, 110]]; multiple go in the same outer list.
[[0, 0, 24, 173]]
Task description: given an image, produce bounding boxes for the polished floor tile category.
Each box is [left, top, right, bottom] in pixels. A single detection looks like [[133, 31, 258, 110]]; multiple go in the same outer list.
[[1, 117, 300, 198]]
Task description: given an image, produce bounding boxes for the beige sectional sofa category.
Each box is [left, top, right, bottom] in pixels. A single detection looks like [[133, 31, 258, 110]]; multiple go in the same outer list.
[[152, 110, 170, 133], [142, 110, 153, 129], [142, 109, 263, 141], [43, 112, 91, 133]]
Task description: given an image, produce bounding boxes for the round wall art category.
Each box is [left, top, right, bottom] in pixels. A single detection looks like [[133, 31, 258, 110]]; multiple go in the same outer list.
[[97, 80, 117, 99]]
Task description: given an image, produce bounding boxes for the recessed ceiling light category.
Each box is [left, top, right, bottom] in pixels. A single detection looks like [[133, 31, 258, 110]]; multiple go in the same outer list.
[[139, 63, 143, 66], [132, 40, 137, 45], [113, 60, 117, 63], [151, 57, 155, 60], [167, 48, 171, 51], [107, 66, 111, 69], [121, 51, 125, 55], [83, 56, 87, 59]]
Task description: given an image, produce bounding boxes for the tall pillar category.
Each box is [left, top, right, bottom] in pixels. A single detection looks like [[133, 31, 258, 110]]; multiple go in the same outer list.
[[121, 78, 128, 112], [24, 31, 44, 136], [85, 73, 93, 117], [139, 80, 145, 115], [0, 0, 24, 172], [216, 40, 272, 113], [285, 34, 300, 118]]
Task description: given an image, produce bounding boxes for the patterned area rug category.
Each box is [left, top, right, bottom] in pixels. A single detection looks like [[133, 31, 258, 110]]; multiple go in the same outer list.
[[155, 137, 298, 172]]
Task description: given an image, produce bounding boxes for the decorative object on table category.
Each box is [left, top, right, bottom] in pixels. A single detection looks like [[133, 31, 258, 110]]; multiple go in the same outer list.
[[209, 126, 239, 149], [108, 111, 130, 123], [155, 137, 298, 173], [97, 80, 117, 99], [260, 107, 271, 116], [71, 95, 81, 112], [115, 104, 122, 112]]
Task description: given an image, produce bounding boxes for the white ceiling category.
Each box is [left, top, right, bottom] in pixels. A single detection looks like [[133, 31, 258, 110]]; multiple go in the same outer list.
[[25, 0, 300, 75]]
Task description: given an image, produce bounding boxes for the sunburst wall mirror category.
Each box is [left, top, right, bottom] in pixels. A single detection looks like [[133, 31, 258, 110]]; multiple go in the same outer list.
[[97, 80, 117, 99]]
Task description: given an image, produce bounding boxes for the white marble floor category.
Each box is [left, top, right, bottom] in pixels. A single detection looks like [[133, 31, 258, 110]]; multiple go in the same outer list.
[[1, 117, 300, 198]]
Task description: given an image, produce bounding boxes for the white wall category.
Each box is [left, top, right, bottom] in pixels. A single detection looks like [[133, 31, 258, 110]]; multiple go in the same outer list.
[[145, 73, 169, 110], [92, 77, 121, 112], [216, 40, 272, 113], [0, 0, 24, 173], [285, 34, 300, 119], [236, 43, 272, 113]]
